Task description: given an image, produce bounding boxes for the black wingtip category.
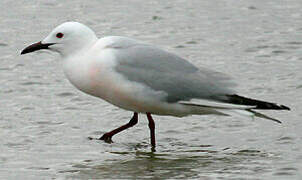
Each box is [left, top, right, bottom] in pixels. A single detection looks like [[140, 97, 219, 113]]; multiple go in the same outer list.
[[280, 105, 290, 111], [226, 94, 290, 111]]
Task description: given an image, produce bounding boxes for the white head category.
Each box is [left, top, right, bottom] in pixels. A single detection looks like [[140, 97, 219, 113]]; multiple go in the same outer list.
[[21, 22, 98, 57]]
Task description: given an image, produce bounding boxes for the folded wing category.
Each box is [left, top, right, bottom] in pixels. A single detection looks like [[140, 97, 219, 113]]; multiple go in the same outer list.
[[113, 41, 236, 103]]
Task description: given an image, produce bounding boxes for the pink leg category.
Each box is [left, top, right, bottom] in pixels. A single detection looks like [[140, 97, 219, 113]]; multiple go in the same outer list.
[[99, 112, 138, 143], [146, 113, 156, 148]]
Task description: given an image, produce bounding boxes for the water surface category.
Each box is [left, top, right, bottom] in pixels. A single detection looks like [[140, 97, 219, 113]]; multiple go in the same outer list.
[[0, 0, 301, 179]]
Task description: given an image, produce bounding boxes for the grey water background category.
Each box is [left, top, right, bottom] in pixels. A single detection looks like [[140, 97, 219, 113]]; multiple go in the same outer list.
[[0, 0, 301, 179]]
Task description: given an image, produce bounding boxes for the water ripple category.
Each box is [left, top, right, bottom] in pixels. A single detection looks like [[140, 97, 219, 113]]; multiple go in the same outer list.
[[56, 92, 75, 97], [19, 81, 50, 86]]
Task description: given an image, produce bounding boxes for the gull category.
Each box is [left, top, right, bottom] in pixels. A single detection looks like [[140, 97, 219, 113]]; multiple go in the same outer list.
[[21, 22, 290, 149]]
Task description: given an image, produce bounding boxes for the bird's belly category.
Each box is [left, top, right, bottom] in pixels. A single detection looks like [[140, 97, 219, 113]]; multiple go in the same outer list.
[[87, 65, 184, 115], [89, 71, 155, 112], [63, 58, 188, 116]]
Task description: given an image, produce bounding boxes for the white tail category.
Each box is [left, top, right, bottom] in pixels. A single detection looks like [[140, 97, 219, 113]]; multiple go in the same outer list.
[[180, 99, 282, 123]]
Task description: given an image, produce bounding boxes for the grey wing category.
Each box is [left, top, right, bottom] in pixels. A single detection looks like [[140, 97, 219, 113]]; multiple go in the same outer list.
[[114, 44, 236, 103]]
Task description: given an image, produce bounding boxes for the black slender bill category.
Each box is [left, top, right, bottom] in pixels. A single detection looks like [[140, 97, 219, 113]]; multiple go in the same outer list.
[[21, 41, 55, 55]]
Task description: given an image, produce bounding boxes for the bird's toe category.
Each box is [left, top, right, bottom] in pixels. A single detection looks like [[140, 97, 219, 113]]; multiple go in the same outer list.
[[99, 133, 114, 143]]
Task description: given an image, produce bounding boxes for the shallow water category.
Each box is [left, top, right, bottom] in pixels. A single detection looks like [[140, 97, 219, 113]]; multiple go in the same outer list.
[[1, 0, 302, 179]]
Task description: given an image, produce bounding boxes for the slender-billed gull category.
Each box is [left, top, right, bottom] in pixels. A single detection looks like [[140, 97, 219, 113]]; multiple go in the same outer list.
[[21, 22, 290, 149]]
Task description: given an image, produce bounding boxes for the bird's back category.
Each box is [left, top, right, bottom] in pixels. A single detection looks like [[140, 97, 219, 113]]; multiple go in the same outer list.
[[105, 37, 237, 103]]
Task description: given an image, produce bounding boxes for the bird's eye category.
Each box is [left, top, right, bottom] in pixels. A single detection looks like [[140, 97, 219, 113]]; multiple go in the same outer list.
[[56, 32, 64, 38]]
